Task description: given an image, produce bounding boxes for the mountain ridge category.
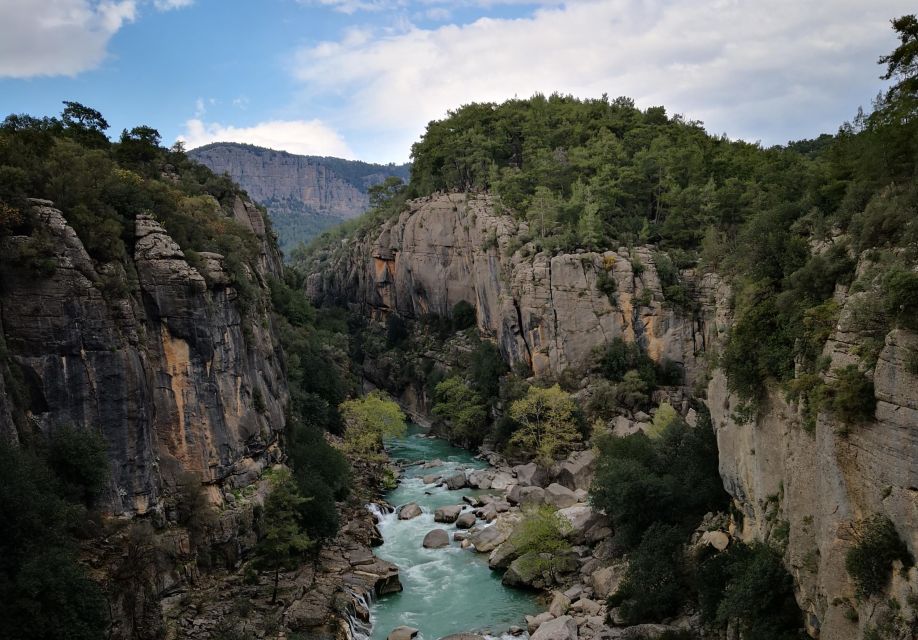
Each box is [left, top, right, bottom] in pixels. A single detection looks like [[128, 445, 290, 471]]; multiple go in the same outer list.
[[188, 142, 410, 255]]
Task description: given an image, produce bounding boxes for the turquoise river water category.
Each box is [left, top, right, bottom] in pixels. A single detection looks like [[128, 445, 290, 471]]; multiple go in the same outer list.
[[366, 426, 540, 640]]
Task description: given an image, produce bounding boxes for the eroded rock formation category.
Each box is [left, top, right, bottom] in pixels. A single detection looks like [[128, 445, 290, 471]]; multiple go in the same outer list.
[[0, 199, 286, 516]]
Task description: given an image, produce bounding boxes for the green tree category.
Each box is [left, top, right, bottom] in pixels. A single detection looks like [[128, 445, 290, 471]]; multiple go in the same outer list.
[[61, 101, 109, 148], [339, 391, 407, 457], [46, 425, 109, 506], [509, 384, 582, 463], [255, 469, 313, 604], [432, 376, 488, 446]]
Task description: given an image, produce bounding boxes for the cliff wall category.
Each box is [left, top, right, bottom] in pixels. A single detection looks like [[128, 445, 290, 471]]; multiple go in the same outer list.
[[0, 198, 288, 517], [305, 192, 918, 638]]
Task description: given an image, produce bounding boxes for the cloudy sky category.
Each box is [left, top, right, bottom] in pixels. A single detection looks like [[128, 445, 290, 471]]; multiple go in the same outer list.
[[0, 0, 912, 163]]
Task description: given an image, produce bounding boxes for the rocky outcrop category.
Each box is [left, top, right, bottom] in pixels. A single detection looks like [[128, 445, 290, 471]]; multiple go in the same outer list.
[[306, 193, 726, 385], [710, 276, 918, 638], [0, 200, 286, 516]]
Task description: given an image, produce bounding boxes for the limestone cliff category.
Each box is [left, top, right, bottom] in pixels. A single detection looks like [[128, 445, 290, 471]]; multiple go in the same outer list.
[[306, 192, 725, 390], [304, 192, 917, 639], [189, 143, 411, 253], [0, 198, 287, 517]]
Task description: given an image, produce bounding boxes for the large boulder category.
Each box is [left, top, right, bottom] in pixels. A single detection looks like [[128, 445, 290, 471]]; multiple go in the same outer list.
[[544, 483, 578, 509], [554, 450, 596, 491], [437, 635, 485, 640], [525, 612, 554, 634], [456, 512, 477, 529], [508, 484, 545, 505], [388, 627, 419, 640], [549, 591, 571, 617], [444, 473, 467, 490], [700, 530, 730, 551], [468, 469, 493, 489], [530, 615, 577, 640], [591, 563, 626, 599], [422, 529, 450, 549], [490, 471, 515, 490], [513, 462, 549, 487], [502, 552, 545, 589], [398, 502, 422, 520], [488, 540, 520, 570], [434, 504, 463, 523], [558, 505, 604, 540], [470, 524, 510, 552]]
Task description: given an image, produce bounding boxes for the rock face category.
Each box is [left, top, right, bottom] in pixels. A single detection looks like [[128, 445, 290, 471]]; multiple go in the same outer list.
[[709, 270, 918, 639], [188, 143, 410, 251], [306, 192, 725, 383], [0, 200, 286, 516]]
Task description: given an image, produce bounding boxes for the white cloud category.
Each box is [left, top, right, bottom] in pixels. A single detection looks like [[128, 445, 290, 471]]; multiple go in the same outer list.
[[292, 0, 913, 161], [0, 0, 136, 78], [178, 118, 355, 158], [0, 0, 194, 78], [153, 0, 192, 9]]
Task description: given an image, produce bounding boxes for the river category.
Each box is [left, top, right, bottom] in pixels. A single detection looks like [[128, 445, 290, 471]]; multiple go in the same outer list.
[[367, 425, 540, 640]]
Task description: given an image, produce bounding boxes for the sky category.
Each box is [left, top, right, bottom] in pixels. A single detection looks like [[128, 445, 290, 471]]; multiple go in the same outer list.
[[0, 0, 913, 164]]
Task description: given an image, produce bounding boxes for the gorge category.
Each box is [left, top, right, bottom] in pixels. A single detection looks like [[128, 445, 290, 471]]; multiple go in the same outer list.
[[1, 17, 918, 640]]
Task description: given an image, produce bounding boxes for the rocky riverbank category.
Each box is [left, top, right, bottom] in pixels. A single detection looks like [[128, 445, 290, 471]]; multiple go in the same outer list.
[[381, 438, 728, 640]]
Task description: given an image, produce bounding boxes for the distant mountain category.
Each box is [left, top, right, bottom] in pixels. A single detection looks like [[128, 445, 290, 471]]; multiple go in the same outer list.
[[188, 142, 411, 256]]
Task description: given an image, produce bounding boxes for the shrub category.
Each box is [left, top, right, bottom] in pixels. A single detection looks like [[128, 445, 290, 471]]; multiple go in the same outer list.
[[339, 391, 407, 457], [175, 471, 217, 550], [451, 299, 477, 330], [591, 411, 726, 548], [508, 385, 582, 463], [385, 313, 409, 347], [432, 376, 488, 446], [881, 267, 918, 331], [826, 365, 876, 426], [596, 269, 617, 304], [509, 505, 572, 581], [608, 523, 686, 623], [696, 542, 803, 639], [845, 514, 914, 598], [46, 425, 109, 506], [469, 339, 508, 403]]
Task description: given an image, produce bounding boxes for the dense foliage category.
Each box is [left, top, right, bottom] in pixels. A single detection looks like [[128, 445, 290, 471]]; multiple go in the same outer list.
[[0, 436, 110, 640], [590, 409, 726, 548], [0, 103, 268, 312], [845, 514, 914, 598], [508, 384, 583, 464], [339, 391, 407, 458]]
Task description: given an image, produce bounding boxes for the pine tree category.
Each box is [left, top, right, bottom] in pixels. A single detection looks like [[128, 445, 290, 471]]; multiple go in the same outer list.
[[255, 469, 313, 604]]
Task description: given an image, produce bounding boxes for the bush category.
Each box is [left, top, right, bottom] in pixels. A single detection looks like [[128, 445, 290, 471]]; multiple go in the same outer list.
[[509, 505, 572, 581], [591, 410, 726, 548], [696, 542, 803, 640], [46, 425, 109, 506], [432, 376, 488, 447], [175, 471, 217, 550], [339, 391, 407, 457], [881, 266, 918, 331], [845, 514, 914, 598], [469, 339, 508, 403], [508, 385, 582, 463], [451, 300, 477, 331], [827, 365, 876, 426], [608, 524, 686, 623]]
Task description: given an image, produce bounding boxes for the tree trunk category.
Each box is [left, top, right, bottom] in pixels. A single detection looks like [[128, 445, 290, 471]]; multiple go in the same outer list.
[[272, 568, 279, 604]]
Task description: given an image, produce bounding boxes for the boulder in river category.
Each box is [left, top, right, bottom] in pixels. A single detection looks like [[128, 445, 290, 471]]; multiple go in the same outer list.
[[388, 626, 419, 640], [422, 474, 441, 484], [438, 635, 485, 640], [398, 502, 422, 520], [490, 471, 515, 490], [422, 529, 450, 549], [530, 614, 578, 640], [434, 504, 463, 523], [444, 473, 467, 490], [456, 511, 477, 529]]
